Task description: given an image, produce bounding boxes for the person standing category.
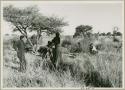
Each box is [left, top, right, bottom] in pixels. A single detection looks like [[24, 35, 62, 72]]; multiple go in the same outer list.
[[51, 32, 63, 69], [16, 35, 27, 72]]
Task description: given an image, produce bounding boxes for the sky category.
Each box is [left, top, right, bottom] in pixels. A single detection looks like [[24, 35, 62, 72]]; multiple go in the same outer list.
[[1, 1, 124, 35]]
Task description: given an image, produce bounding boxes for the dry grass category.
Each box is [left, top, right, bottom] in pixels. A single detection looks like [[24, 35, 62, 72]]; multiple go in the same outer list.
[[3, 35, 122, 88]]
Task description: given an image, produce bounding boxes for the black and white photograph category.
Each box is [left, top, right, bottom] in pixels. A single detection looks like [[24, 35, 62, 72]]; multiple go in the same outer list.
[[1, 0, 124, 89]]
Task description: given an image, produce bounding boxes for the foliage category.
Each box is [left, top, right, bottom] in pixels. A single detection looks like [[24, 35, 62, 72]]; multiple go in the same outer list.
[[73, 25, 93, 38], [107, 32, 112, 36], [116, 32, 122, 36], [113, 30, 122, 36], [3, 5, 39, 46], [30, 15, 68, 37], [70, 43, 82, 53], [3, 5, 122, 88], [61, 39, 72, 48], [3, 5, 68, 48], [46, 16, 68, 34], [61, 36, 72, 47], [100, 32, 106, 36], [3, 5, 38, 35], [3, 35, 122, 87]]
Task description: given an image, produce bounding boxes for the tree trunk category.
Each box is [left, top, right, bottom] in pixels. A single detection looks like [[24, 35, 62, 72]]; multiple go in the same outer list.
[[18, 28, 33, 48], [26, 36, 33, 47], [35, 30, 42, 52]]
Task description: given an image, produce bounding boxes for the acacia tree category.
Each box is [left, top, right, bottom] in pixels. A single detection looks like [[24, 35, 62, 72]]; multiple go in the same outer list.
[[106, 32, 112, 36], [30, 15, 68, 50], [29, 14, 48, 45], [3, 5, 68, 51], [46, 16, 68, 34], [3, 5, 39, 47], [73, 25, 93, 38], [30, 15, 68, 37]]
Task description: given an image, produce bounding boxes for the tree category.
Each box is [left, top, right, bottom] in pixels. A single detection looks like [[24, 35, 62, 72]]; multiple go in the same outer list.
[[30, 15, 68, 38], [44, 16, 68, 35], [3, 5, 68, 51], [113, 30, 117, 36], [116, 32, 122, 36], [3, 5, 39, 47], [112, 26, 122, 36], [107, 32, 111, 36], [29, 14, 48, 47], [101, 32, 106, 36], [113, 30, 122, 36], [29, 15, 68, 50], [73, 25, 93, 38]]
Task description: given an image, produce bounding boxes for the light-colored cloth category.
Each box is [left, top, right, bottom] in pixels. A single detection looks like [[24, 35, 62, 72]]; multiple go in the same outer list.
[[55, 45, 63, 68]]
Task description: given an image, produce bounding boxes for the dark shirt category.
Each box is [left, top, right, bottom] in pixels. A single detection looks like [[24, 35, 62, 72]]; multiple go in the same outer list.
[[52, 36, 60, 46], [16, 40, 26, 52]]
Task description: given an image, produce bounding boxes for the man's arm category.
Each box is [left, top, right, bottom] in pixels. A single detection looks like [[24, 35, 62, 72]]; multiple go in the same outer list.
[[15, 41, 20, 52]]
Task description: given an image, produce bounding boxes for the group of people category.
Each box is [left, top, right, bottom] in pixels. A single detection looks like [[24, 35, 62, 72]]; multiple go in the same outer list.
[[13, 31, 98, 72], [37, 32, 63, 69], [14, 32, 62, 72]]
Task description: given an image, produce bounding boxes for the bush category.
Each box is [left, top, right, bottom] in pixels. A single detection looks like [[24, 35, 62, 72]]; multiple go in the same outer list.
[[96, 44, 105, 51], [113, 37, 120, 42], [79, 37, 92, 53], [61, 39, 72, 47], [70, 43, 82, 53], [3, 35, 122, 87], [61, 36, 72, 47]]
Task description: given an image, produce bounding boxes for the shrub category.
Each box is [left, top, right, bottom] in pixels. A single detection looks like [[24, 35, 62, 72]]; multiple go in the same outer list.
[[113, 37, 120, 42], [61, 39, 72, 47], [79, 37, 92, 53], [61, 36, 72, 48], [70, 43, 82, 53], [3, 35, 122, 87], [96, 43, 105, 51]]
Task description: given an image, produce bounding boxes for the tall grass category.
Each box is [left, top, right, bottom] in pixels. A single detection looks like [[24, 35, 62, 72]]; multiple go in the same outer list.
[[3, 35, 122, 88]]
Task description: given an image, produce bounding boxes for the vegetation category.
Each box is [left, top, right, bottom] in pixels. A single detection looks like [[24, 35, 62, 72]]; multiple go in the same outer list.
[[3, 34, 122, 87], [3, 5, 122, 88], [3, 5, 68, 49], [73, 25, 92, 38]]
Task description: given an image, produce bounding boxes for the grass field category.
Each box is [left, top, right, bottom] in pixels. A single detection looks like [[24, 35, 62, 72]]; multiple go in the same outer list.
[[3, 35, 122, 88]]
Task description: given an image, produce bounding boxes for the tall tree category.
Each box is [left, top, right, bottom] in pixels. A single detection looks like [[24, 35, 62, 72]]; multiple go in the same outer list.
[[30, 15, 68, 50], [3, 5, 68, 51], [30, 15, 68, 36], [29, 14, 48, 46], [46, 16, 68, 34], [3, 5, 39, 47]]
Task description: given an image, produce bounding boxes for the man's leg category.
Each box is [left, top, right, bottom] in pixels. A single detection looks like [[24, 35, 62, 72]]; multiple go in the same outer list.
[[19, 60, 23, 72], [19, 54, 26, 72], [22, 55, 27, 72], [52, 48, 57, 68], [49, 51, 56, 69], [23, 60, 26, 71], [17, 53, 23, 72]]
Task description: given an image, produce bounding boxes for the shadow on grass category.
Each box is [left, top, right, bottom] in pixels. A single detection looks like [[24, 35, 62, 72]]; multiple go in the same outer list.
[[84, 70, 113, 87], [57, 60, 113, 87]]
